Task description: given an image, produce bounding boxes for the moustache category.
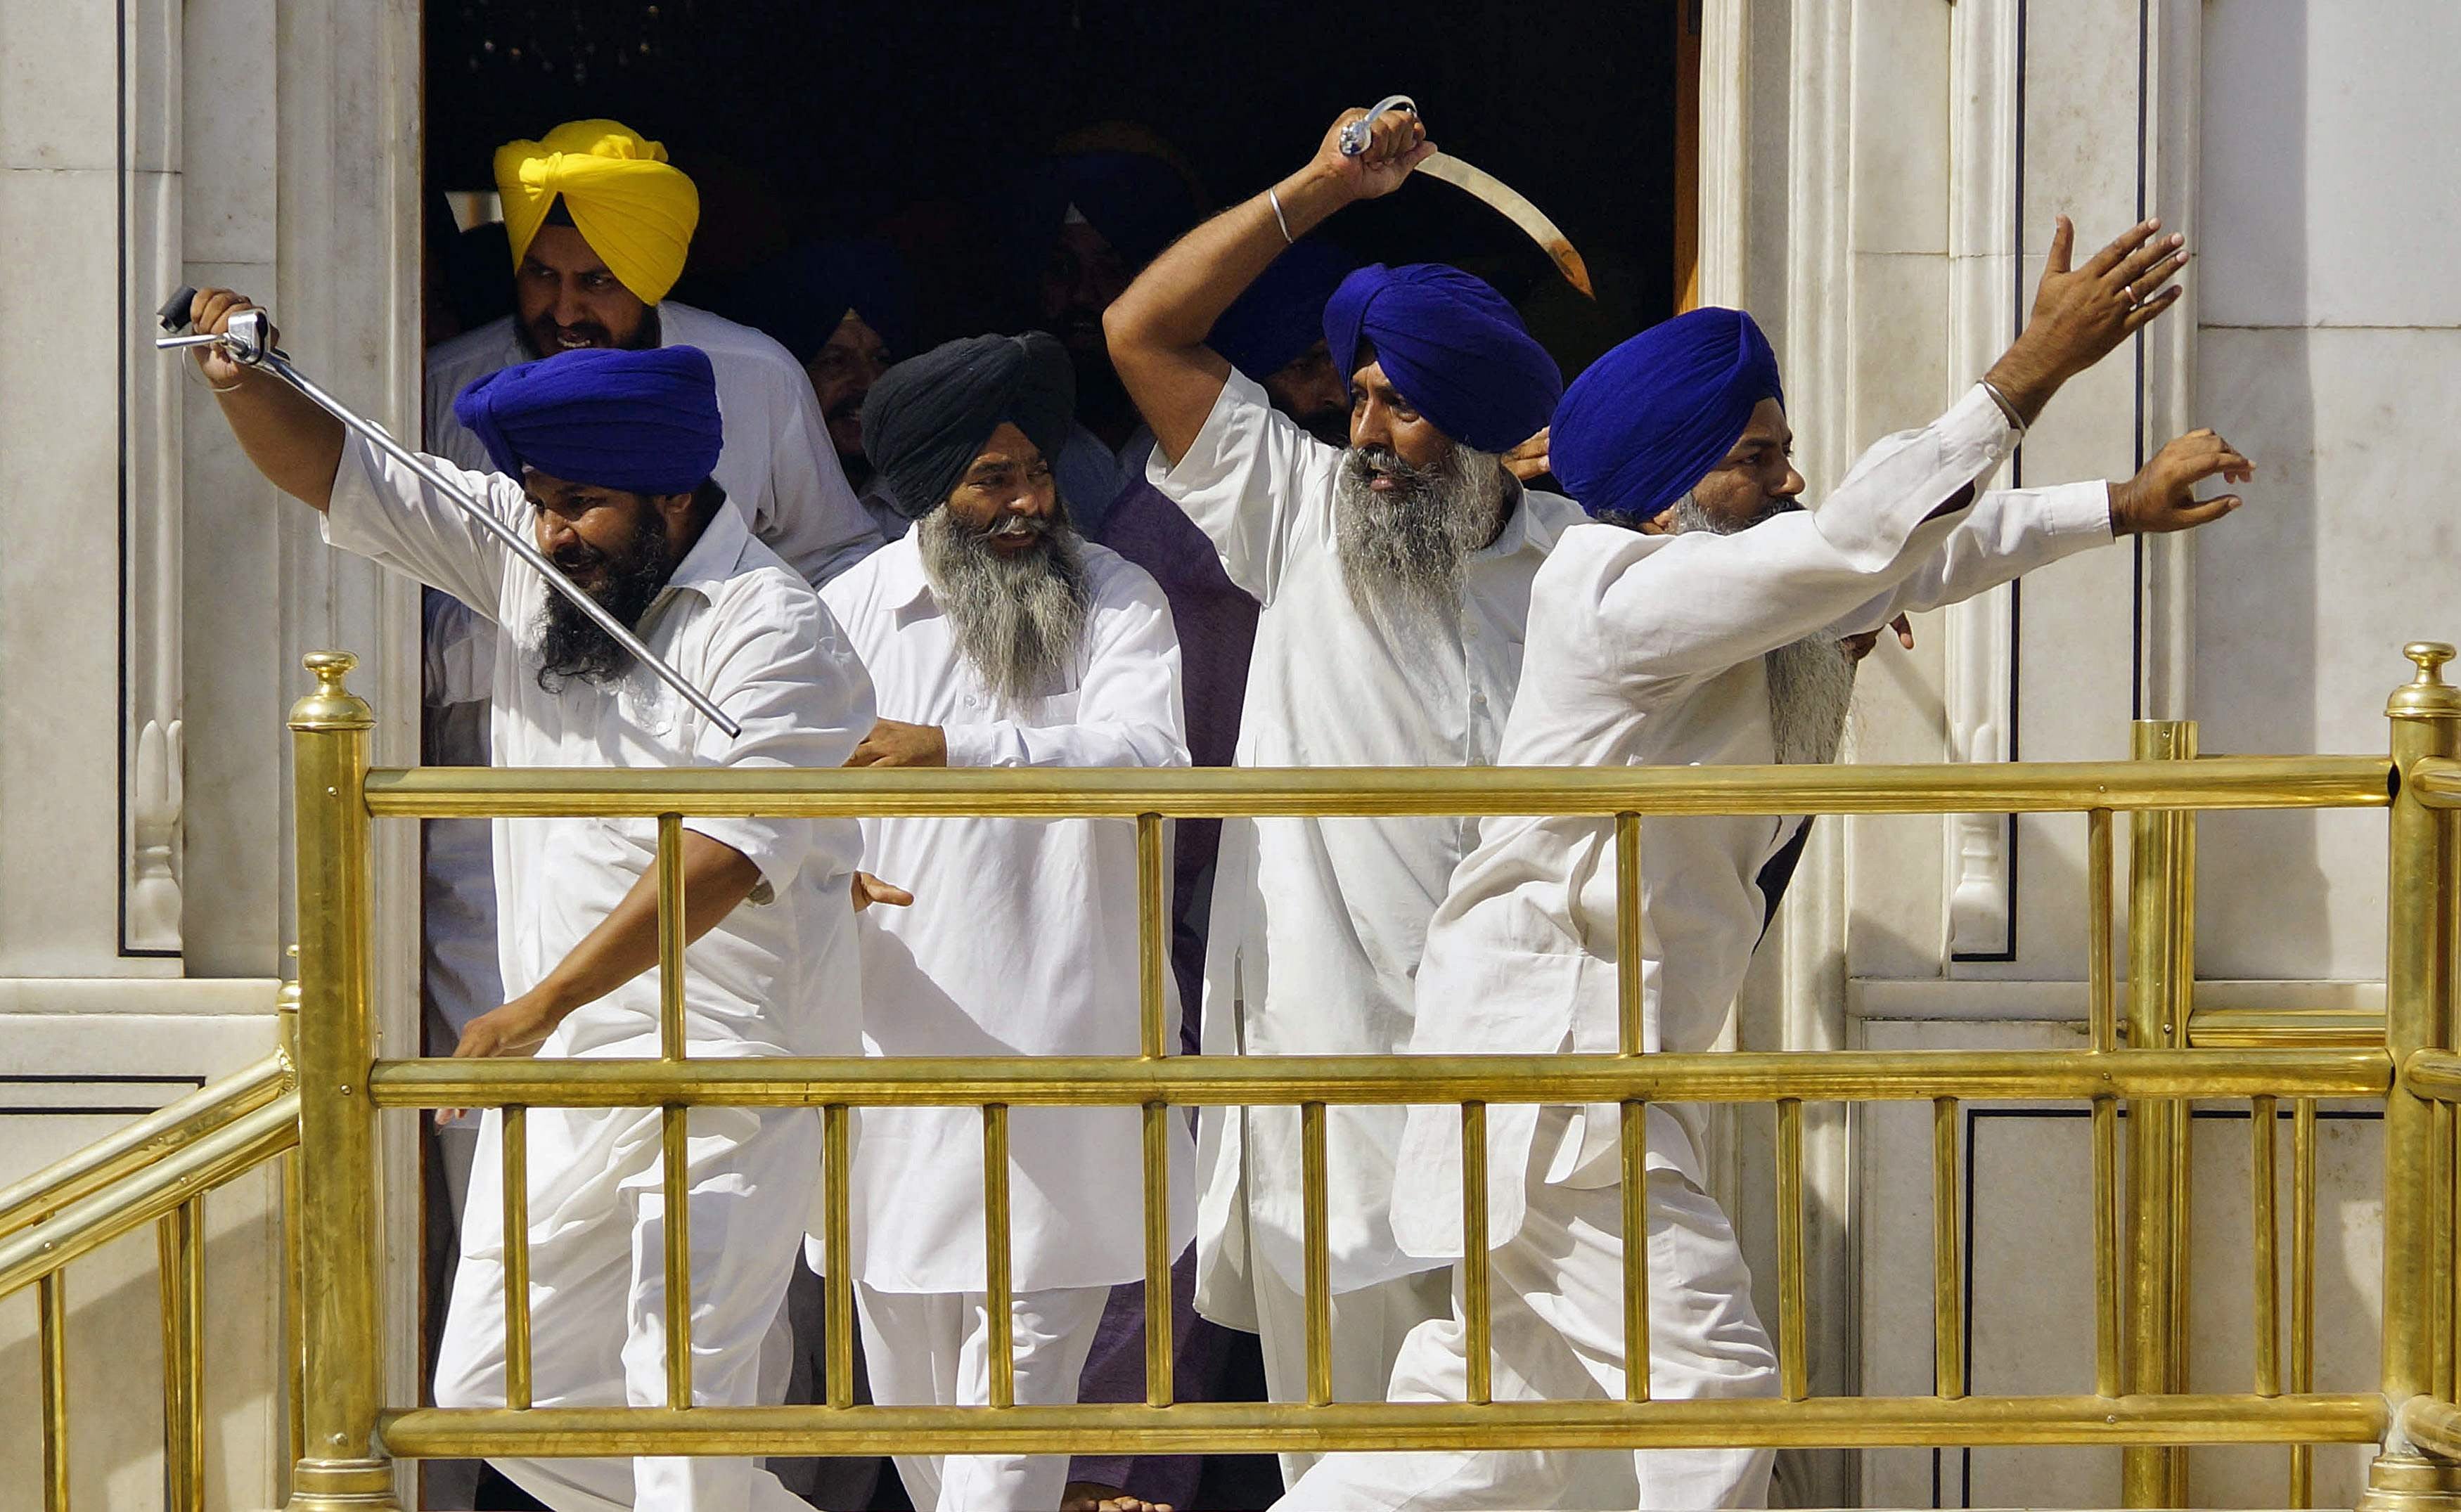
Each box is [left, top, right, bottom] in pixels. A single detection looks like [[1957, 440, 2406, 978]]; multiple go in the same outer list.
[[984, 513, 1053, 541], [534, 320, 615, 349]]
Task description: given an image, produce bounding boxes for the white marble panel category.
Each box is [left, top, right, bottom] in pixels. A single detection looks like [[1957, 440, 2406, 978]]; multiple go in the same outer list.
[[2016, 0, 2143, 254], [2192, 325, 2461, 980], [0, 0, 117, 172], [0, 167, 139, 975], [181, 0, 279, 265], [2201, 0, 2461, 330], [1847, 0, 1951, 256]]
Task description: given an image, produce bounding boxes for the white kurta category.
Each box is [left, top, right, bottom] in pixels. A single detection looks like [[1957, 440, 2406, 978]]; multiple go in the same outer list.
[[818, 533, 1195, 1294], [1392, 385, 2116, 1260], [1145, 370, 1584, 1314], [324, 434, 875, 1509]]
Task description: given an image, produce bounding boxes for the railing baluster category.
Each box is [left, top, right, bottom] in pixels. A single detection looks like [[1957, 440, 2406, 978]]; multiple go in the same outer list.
[[2088, 806, 2123, 1398], [39, 1270, 68, 1511], [1460, 1101, 1491, 1405], [158, 1196, 205, 1512], [2089, 808, 2116, 1054], [984, 1103, 1017, 1409], [2252, 1095, 2280, 1397], [1135, 813, 1174, 1407], [655, 814, 695, 1412], [2290, 1095, 2317, 1508], [1621, 1099, 1651, 1404], [503, 1104, 534, 1411], [823, 1103, 856, 1411], [1302, 1100, 1332, 1407], [1778, 1097, 1807, 1402], [1932, 1097, 1964, 1400], [1614, 811, 1651, 1404]]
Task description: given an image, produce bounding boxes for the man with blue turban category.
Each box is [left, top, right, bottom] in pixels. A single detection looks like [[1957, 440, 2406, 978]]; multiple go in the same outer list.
[[1284, 219, 2249, 1509], [184, 289, 878, 1511], [1104, 105, 1585, 1483]]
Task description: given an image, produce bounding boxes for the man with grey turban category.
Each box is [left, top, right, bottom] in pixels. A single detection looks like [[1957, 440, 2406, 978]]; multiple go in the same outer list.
[[816, 332, 1195, 1512]]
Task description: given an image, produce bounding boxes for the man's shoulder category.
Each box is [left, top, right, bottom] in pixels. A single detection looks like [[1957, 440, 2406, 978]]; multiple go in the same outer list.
[[425, 318, 520, 386], [1079, 538, 1169, 613], [814, 533, 911, 622], [662, 302, 807, 382], [1518, 488, 1591, 549]]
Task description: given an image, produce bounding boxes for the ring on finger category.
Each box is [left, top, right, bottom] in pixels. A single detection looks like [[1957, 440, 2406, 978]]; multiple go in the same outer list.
[[2120, 283, 2143, 310]]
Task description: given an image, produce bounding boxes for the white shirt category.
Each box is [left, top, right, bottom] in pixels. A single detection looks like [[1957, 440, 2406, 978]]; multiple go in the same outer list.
[[423, 301, 882, 586], [1147, 370, 1586, 1307], [324, 432, 876, 1062], [819, 532, 1194, 1293], [1389, 385, 2115, 1260]]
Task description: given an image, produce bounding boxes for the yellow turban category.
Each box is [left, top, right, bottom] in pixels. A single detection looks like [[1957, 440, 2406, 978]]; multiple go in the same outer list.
[[494, 119, 700, 305]]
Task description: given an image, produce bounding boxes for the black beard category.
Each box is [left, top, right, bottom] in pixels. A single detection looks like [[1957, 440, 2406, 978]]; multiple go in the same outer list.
[[515, 302, 662, 360], [534, 511, 674, 693]]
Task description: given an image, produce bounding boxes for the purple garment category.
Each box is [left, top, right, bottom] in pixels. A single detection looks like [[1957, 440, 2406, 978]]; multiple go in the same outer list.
[[1092, 478, 1260, 1025]]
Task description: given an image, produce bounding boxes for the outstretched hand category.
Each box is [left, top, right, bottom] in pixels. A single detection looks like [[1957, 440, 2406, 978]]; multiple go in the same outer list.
[[2110, 429, 2254, 536], [1309, 105, 1434, 205], [1985, 217, 2189, 425], [852, 872, 913, 913]]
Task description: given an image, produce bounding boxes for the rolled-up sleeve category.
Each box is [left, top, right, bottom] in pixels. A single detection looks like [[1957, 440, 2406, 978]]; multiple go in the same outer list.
[[322, 432, 523, 620], [681, 583, 876, 896]]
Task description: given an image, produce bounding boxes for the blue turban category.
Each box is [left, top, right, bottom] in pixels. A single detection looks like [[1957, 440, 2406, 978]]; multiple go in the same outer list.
[[1207, 238, 1354, 379], [1321, 264, 1562, 454], [1038, 150, 1200, 268], [724, 238, 915, 367], [1550, 306, 1785, 519], [452, 344, 723, 495]]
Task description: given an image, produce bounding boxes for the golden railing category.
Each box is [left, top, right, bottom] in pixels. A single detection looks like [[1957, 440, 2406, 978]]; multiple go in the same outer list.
[[213, 641, 2461, 1508], [0, 1028, 302, 1510]]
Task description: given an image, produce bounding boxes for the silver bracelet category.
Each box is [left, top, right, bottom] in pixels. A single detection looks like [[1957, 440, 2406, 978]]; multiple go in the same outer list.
[[1266, 186, 1296, 245], [1979, 377, 2027, 434]]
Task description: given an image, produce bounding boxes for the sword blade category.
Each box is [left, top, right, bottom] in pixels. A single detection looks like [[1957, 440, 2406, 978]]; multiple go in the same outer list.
[[1415, 153, 1595, 299]]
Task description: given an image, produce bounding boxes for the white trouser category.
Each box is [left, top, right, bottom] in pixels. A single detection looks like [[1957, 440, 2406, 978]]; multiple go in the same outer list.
[[1250, 1259, 1452, 1488], [855, 1281, 1112, 1512], [432, 1104, 821, 1511], [1278, 1161, 1778, 1511]]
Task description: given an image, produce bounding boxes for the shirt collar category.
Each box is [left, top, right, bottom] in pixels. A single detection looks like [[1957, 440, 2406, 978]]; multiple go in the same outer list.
[[874, 531, 942, 620], [657, 496, 756, 605], [1472, 478, 1534, 562]]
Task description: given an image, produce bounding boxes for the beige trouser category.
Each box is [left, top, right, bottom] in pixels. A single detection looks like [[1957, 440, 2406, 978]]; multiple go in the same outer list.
[[1250, 1258, 1454, 1489]]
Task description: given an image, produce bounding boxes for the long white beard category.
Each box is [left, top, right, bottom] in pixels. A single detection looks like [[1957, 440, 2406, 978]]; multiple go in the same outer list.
[[1666, 495, 1858, 764], [917, 507, 1091, 706], [1331, 439, 1511, 628], [1763, 633, 1858, 765]]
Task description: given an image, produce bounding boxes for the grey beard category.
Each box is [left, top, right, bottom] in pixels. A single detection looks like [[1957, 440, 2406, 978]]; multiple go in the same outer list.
[[917, 505, 1092, 706], [1332, 440, 1512, 626], [1666, 494, 1856, 764], [1763, 633, 1857, 765]]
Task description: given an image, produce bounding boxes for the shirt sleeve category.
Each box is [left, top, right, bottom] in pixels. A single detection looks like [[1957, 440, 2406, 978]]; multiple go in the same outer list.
[[1596, 385, 2031, 682], [321, 431, 525, 621], [743, 354, 885, 587], [681, 585, 877, 894], [1144, 368, 1340, 605], [940, 561, 1190, 770], [1832, 479, 2116, 631]]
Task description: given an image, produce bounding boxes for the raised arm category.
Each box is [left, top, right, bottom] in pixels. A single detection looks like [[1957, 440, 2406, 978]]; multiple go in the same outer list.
[[188, 289, 343, 510], [1105, 107, 1431, 467]]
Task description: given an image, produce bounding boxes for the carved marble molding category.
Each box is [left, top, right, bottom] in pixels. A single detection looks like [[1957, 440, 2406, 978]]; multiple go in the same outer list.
[[1942, 0, 2025, 962], [2136, 0, 2204, 721], [121, 0, 184, 957]]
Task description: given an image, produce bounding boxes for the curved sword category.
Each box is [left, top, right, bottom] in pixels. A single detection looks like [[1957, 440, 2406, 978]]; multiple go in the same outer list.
[[1339, 95, 1595, 299]]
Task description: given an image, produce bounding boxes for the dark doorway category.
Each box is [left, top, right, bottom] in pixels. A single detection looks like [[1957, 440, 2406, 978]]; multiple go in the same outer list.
[[425, 0, 1689, 377]]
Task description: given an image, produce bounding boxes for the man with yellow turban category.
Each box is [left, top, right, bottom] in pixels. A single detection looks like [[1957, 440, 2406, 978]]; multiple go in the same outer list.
[[414, 125, 884, 1505]]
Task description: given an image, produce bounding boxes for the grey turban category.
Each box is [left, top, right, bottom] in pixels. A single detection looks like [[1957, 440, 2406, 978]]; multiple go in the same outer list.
[[860, 332, 1077, 519]]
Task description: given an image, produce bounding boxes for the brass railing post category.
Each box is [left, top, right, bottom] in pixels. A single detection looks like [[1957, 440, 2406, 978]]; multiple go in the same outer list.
[[2123, 718, 2196, 1507], [2362, 642, 2461, 1511], [283, 652, 399, 1511]]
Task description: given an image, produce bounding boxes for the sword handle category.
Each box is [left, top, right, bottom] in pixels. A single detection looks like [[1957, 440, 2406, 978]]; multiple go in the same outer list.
[[159, 285, 200, 332], [1339, 95, 1420, 157]]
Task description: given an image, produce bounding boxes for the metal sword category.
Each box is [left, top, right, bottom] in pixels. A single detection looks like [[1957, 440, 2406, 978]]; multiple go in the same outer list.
[[157, 290, 743, 739], [1339, 95, 1594, 298]]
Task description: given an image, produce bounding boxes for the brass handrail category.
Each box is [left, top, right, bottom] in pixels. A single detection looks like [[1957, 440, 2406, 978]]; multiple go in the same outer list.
[[0, 1051, 292, 1242], [0, 1092, 300, 1300], [2186, 1007, 2385, 1049], [361, 753, 2393, 819], [365, 1047, 2390, 1110]]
